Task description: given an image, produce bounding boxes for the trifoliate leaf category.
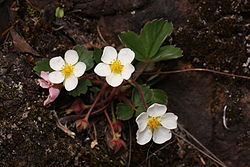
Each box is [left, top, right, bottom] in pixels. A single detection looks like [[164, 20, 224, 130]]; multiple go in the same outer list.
[[68, 79, 92, 97], [116, 103, 134, 120], [119, 19, 173, 62], [74, 45, 94, 71], [151, 45, 183, 62], [33, 58, 53, 75]]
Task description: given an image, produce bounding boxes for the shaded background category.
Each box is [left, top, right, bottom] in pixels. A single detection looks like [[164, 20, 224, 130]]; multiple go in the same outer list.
[[0, 0, 249, 166]]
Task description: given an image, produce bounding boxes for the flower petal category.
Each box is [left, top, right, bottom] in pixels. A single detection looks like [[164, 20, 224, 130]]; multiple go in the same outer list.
[[153, 127, 172, 144], [73, 62, 86, 77], [65, 50, 79, 65], [40, 71, 50, 81], [121, 64, 135, 80], [136, 112, 148, 132], [147, 103, 167, 117], [48, 71, 65, 84], [136, 127, 152, 145], [94, 63, 111, 77], [106, 73, 123, 87], [160, 112, 178, 129], [49, 56, 65, 71], [64, 75, 78, 91], [44, 87, 60, 106], [101, 46, 117, 64], [38, 79, 50, 88], [118, 48, 135, 65]]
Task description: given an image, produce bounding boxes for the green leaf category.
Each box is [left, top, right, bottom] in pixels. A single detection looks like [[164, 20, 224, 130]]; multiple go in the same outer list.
[[151, 45, 183, 62], [93, 48, 102, 64], [150, 89, 168, 105], [116, 103, 134, 120], [140, 20, 173, 58], [119, 31, 145, 61], [74, 45, 94, 71], [55, 7, 64, 18], [134, 105, 145, 117], [119, 20, 173, 62], [33, 58, 53, 75], [132, 85, 151, 107], [68, 79, 92, 97], [132, 85, 168, 116]]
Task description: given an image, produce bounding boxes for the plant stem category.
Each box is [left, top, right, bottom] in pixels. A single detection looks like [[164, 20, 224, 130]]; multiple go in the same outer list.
[[121, 96, 136, 110], [78, 73, 96, 80], [145, 68, 250, 80], [111, 102, 116, 123], [104, 110, 115, 138], [85, 83, 108, 120], [132, 62, 148, 80], [129, 80, 148, 110], [95, 87, 118, 107]]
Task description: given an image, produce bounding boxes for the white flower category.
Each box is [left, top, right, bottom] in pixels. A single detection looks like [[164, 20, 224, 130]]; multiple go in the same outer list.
[[48, 50, 86, 91], [94, 46, 135, 87], [136, 103, 178, 145]]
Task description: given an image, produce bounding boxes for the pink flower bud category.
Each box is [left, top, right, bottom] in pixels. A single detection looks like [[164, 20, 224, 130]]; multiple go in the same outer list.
[[108, 139, 126, 153]]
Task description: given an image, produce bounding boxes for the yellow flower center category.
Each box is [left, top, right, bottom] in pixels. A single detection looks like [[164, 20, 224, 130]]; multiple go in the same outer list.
[[110, 60, 124, 74], [62, 64, 74, 77], [147, 117, 160, 131]]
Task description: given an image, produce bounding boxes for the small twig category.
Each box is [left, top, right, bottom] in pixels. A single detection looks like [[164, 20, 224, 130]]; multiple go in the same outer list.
[[51, 110, 75, 138], [145, 68, 250, 80], [1, 21, 19, 36], [173, 131, 227, 167], [139, 141, 175, 166], [177, 124, 228, 167], [97, 25, 108, 44]]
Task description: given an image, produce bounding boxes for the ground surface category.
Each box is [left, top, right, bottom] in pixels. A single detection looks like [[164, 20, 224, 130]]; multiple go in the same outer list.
[[0, 0, 249, 167]]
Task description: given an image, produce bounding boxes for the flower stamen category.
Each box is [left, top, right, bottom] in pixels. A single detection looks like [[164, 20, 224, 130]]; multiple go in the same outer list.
[[147, 117, 160, 131], [62, 64, 74, 77], [110, 60, 124, 74]]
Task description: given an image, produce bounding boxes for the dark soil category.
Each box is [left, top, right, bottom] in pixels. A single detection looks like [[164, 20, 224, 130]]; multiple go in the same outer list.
[[0, 0, 249, 167]]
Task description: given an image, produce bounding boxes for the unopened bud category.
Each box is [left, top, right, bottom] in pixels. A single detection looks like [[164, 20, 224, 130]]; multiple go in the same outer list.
[[75, 119, 89, 132]]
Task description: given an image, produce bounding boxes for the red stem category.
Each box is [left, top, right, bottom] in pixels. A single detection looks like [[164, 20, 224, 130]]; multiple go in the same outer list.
[[132, 62, 148, 80], [104, 110, 115, 138], [95, 87, 118, 107], [78, 73, 96, 80], [144, 68, 250, 80], [85, 83, 108, 119], [121, 96, 136, 110], [131, 80, 148, 110]]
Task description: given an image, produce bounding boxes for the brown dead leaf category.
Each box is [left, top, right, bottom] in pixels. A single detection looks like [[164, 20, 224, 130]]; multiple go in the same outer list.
[[10, 29, 40, 56]]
